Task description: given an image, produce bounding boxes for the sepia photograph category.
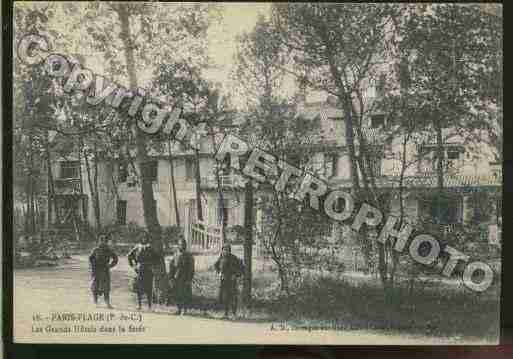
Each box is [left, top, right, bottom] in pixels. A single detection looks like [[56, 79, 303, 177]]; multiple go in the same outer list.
[[10, 2, 502, 345]]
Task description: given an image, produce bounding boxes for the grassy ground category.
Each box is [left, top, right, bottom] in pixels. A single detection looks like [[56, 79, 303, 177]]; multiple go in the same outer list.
[[13, 253, 499, 344], [25, 242, 500, 341], [190, 267, 499, 340]]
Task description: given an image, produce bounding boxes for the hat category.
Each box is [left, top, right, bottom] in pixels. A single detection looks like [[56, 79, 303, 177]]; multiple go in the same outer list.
[[98, 232, 109, 240]]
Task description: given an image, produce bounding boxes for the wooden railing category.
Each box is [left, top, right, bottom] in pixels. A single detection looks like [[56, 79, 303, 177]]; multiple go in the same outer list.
[[187, 220, 222, 253], [54, 178, 81, 194], [200, 175, 245, 189], [418, 159, 462, 174]]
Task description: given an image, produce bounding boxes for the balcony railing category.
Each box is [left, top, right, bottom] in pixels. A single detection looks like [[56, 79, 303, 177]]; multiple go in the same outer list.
[[200, 175, 245, 189], [54, 178, 82, 194], [418, 159, 462, 174]]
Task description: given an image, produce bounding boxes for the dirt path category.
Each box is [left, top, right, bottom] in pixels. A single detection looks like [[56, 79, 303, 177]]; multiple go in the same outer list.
[[13, 256, 493, 344]]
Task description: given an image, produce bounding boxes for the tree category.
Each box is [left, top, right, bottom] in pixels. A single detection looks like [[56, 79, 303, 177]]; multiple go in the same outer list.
[[25, 1, 220, 252], [272, 3, 502, 292], [272, 3, 401, 290], [389, 4, 502, 227], [14, 3, 68, 234], [234, 17, 323, 294]]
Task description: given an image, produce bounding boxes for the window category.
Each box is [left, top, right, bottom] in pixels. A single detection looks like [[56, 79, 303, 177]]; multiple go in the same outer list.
[[497, 197, 502, 226], [447, 150, 461, 160], [397, 57, 411, 89], [446, 149, 462, 171], [368, 156, 382, 177], [118, 163, 128, 182], [319, 222, 333, 238], [220, 116, 234, 127], [220, 154, 231, 174], [176, 141, 185, 152], [144, 160, 158, 182], [376, 73, 387, 97], [469, 192, 491, 224], [185, 159, 196, 181], [418, 145, 464, 173], [220, 165, 231, 177], [432, 149, 445, 171], [370, 114, 385, 128], [367, 148, 384, 177], [421, 195, 462, 225], [218, 200, 229, 226], [324, 154, 337, 177], [60, 161, 80, 179], [116, 200, 127, 225], [127, 169, 137, 187]]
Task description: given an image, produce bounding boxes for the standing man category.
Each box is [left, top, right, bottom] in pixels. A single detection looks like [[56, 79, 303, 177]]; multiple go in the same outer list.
[[214, 243, 244, 319], [128, 232, 159, 310], [168, 237, 195, 315], [89, 233, 118, 309]]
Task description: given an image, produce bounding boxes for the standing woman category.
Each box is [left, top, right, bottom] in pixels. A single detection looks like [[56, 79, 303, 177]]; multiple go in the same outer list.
[[128, 232, 159, 310], [214, 243, 244, 318], [168, 236, 195, 315], [89, 233, 118, 308]]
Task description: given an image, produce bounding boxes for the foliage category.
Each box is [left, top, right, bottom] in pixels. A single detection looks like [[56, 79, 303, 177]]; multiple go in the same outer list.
[[235, 18, 327, 293], [162, 225, 184, 245], [271, 4, 502, 292]]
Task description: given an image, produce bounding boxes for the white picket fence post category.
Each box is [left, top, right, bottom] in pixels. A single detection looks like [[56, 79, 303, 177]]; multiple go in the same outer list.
[[189, 219, 222, 253]]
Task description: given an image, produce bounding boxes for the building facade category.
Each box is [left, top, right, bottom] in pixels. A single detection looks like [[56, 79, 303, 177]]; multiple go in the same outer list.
[[37, 92, 501, 247]]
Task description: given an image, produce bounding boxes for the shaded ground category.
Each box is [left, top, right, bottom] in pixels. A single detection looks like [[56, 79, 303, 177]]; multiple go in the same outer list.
[[13, 254, 498, 344]]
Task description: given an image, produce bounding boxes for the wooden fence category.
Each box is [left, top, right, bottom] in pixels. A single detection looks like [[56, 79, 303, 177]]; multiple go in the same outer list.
[[186, 219, 223, 253]]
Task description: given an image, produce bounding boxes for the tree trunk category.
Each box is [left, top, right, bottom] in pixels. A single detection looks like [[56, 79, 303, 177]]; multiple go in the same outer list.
[[434, 117, 445, 226], [242, 179, 253, 306], [93, 143, 101, 230], [325, 48, 360, 192], [194, 149, 203, 222], [24, 201, 29, 234], [45, 138, 57, 227], [77, 138, 87, 233], [167, 140, 180, 226], [117, 5, 162, 248], [29, 131, 38, 234], [84, 148, 100, 229], [214, 161, 226, 242], [389, 134, 410, 288], [115, 5, 167, 302]]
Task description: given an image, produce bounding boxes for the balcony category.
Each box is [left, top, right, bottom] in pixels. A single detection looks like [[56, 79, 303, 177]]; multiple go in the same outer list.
[[418, 159, 463, 175], [54, 178, 82, 194], [200, 175, 245, 189]]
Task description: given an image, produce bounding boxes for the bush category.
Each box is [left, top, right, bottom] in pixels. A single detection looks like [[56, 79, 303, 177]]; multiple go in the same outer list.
[[104, 222, 145, 244], [253, 274, 499, 338], [162, 225, 183, 245]]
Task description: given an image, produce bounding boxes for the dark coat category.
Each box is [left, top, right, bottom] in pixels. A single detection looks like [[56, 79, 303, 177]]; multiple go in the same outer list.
[[214, 253, 244, 305], [89, 244, 118, 295], [128, 244, 159, 294], [169, 251, 195, 306]]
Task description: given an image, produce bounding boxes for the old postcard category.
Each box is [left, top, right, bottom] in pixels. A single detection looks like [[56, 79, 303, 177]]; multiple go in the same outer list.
[[11, 2, 502, 344]]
